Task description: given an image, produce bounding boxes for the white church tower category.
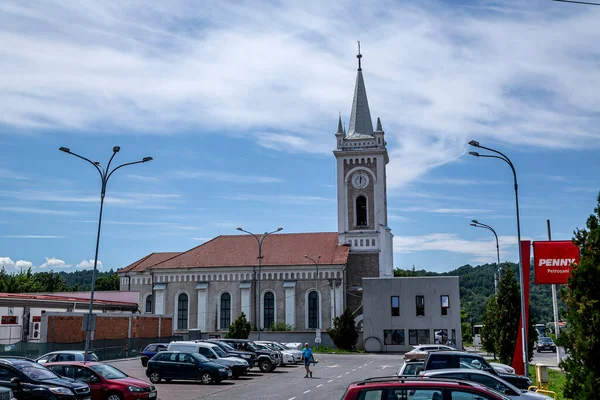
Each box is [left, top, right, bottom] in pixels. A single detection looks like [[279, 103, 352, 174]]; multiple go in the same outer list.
[[334, 47, 394, 285]]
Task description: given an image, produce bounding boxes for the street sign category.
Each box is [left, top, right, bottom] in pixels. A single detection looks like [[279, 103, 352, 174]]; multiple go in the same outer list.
[[533, 241, 580, 284], [315, 338, 322, 344]]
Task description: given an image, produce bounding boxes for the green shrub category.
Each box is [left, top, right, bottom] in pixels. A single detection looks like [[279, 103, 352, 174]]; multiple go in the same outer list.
[[327, 308, 358, 351], [226, 312, 252, 339], [270, 321, 295, 331]]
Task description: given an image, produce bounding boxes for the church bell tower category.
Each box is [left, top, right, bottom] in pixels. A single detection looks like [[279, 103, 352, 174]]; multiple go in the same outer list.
[[334, 48, 394, 284]]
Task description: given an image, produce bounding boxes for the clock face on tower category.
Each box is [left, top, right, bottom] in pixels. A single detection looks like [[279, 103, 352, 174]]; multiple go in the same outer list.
[[352, 172, 369, 189]]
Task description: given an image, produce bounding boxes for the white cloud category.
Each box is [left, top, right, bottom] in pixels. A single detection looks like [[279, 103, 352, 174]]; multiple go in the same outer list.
[[391, 207, 493, 214], [175, 170, 283, 184], [393, 233, 524, 263], [1, 235, 65, 239], [39, 257, 71, 269], [76, 259, 103, 269], [0, 257, 35, 272], [0, 206, 83, 216], [221, 193, 335, 204], [1, 1, 600, 189], [15, 260, 33, 270], [126, 174, 159, 183]]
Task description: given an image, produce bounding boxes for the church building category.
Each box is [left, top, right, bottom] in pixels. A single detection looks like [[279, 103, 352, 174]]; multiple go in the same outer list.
[[117, 51, 395, 334]]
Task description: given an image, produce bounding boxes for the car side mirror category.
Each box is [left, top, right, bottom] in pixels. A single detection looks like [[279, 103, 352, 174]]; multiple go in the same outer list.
[[10, 377, 21, 385], [90, 376, 100, 383]]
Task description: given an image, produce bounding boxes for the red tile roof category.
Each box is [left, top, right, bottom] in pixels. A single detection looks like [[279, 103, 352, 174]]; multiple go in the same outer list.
[[119, 232, 349, 272], [119, 252, 182, 273], [0, 292, 137, 307]]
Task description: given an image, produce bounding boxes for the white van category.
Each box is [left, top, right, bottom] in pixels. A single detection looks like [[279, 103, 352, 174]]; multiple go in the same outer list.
[[167, 341, 249, 378]]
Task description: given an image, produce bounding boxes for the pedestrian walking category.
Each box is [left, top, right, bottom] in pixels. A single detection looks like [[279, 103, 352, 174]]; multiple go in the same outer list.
[[302, 342, 314, 378]]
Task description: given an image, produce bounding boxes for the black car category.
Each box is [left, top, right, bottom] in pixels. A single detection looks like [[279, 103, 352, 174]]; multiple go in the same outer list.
[[0, 358, 91, 399], [536, 337, 557, 353], [204, 340, 257, 368], [216, 339, 280, 373], [423, 351, 533, 389], [146, 351, 231, 384], [140, 343, 168, 367]]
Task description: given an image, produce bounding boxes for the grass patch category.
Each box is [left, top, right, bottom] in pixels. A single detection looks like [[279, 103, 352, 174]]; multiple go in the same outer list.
[[528, 365, 567, 400], [312, 345, 364, 354]]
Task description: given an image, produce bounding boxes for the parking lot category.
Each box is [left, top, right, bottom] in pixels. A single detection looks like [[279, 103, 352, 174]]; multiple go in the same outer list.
[[111, 353, 405, 400]]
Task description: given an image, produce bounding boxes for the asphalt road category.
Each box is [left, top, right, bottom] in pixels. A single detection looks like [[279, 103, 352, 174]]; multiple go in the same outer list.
[[111, 353, 404, 400]]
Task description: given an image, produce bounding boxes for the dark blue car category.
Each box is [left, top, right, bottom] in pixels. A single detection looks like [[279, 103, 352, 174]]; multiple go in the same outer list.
[[141, 343, 168, 367]]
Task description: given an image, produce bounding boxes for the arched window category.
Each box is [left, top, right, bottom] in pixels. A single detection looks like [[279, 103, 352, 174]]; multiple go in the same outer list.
[[145, 295, 153, 313], [220, 293, 231, 330], [308, 291, 319, 329], [264, 292, 274, 329], [356, 196, 367, 226], [177, 293, 188, 330]]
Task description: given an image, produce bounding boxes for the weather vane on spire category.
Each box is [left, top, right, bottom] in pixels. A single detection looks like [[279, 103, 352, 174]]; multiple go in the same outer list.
[[357, 40, 362, 71]]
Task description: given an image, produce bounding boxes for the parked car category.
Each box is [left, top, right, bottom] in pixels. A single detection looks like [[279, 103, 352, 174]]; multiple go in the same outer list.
[[216, 339, 280, 373], [255, 341, 299, 365], [0, 386, 13, 399], [422, 351, 533, 390], [203, 340, 256, 367], [536, 337, 557, 353], [167, 341, 249, 378], [140, 344, 168, 367], [491, 362, 515, 374], [46, 361, 157, 400], [421, 369, 550, 399], [36, 351, 99, 364], [0, 357, 92, 399], [404, 345, 456, 361], [397, 360, 424, 376], [341, 376, 511, 400], [146, 351, 231, 384]]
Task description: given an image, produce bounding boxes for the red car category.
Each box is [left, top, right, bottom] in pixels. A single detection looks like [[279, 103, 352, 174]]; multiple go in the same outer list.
[[46, 361, 157, 400], [341, 377, 510, 400]]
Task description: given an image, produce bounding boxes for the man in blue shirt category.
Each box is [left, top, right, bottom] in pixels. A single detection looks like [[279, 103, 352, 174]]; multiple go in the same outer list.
[[302, 342, 314, 378]]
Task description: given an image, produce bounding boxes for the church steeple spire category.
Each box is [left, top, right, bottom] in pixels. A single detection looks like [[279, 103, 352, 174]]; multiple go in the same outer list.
[[347, 43, 374, 138], [337, 113, 344, 134]]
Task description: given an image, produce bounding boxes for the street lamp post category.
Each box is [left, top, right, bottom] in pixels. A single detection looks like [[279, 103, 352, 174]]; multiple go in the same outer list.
[[470, 220, 501, 294], [58, 146, 152, 361], [237, 227, 283, 340], [304, 255, 321, 326], [468, 140, 528, 376]]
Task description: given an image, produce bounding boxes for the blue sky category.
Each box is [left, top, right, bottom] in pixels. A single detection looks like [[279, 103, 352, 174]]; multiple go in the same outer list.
[[0, 0, 599, 274]]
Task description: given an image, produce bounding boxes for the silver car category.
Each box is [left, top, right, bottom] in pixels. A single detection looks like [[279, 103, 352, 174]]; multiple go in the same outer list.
[[421, 369, 550, 399]]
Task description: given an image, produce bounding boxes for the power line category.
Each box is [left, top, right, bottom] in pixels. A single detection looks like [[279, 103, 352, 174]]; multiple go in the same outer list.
[[552, 0, 600, 5]]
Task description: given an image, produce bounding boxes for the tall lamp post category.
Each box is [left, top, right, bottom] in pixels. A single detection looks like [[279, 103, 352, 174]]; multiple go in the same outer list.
[[237, 227, 283, 340], [304, 255, 321, 328], [470, 220, 501, 294], [468, 140, 528, 376], [58, 146, 152, 361]]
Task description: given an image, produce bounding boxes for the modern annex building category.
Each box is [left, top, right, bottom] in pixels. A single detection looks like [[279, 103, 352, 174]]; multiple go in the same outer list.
[[117, 51, 395, 334]]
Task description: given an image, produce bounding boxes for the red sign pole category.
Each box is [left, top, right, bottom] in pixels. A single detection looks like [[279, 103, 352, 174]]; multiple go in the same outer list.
[[512, 240, 530, 375]]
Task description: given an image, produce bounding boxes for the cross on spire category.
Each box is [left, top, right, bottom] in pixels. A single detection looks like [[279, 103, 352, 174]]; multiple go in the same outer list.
[[357, 40, 362, 71]]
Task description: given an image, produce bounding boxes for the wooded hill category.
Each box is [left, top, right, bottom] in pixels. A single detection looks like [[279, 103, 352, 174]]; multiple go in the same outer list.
[[394, 262, 562, 325], [0, 268, 120, 293]]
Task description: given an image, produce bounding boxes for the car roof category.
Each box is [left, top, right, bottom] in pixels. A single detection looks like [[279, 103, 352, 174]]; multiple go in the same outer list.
[[348, 377, 497, 392], [0, 358, 36, 366], [146, 343, 168, 347], [43, 350, 94, 355], [423, 368, 493, 376], [45, 361, 102, 367]]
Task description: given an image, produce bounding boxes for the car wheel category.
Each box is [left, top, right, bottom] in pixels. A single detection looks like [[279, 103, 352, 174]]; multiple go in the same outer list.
[[141, 357, 148, 367], [536, 349, 540, 353], [106, 393, 123, 400], [200, 372, 213, 385], [233, 372, 240, 379], [149, 371, 161, 384], [259, 359, 271, 373]]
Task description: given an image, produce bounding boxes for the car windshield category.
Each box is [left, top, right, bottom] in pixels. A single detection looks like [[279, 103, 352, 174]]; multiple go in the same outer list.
[[540, 338, 553, 343], [213, 346, 228, 358], [246, 343, 258, 352], [90, 364, 128, 379], [192, 353, 210, 363], [17, 364, 58, 381], [220, 342, 235, 351]]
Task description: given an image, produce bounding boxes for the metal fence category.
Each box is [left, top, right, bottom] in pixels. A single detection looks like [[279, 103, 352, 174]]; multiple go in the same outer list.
[[0, 336, 183, 361]]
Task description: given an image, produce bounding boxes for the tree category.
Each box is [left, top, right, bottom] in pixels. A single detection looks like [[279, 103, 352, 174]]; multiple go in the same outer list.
[[94, 274, 120, 291], [558, 193, 600, 399], [460, 308, 473, 344], [328, 308, 358, 350], [226, 312, 252, 339], [495, 267, 521, 364], [481, 295, 499, 358]]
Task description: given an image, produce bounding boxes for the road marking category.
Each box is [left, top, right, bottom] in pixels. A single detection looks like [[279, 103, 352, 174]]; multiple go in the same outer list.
[[381, 365, 392, 369], [288, 398, 296, 400], [358, 366, 362, 369], [303, 390, 311, 394], [352, 368, 357, 371], [327, 363, 340, 368], [345, 372, 350, 375], [328, 379, 334, 383], [337, 375, 342, 378], [317, 384, 323, 388]]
